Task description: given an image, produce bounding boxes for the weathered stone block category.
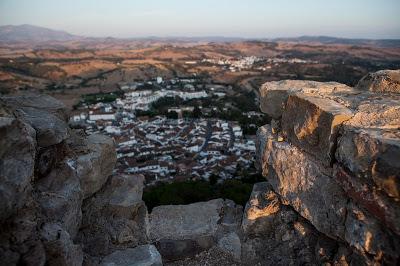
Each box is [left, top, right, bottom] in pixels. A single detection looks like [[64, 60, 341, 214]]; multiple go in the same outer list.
[[336, 97, 400, 199], [282, 93, 353, 165], [0, 93, 68, 120], [257, 125, 347, 240], [78, 174, 148, 257], [356, 69, 400, 94], [337, 127, 400, 199], [259, 80, 352, 119], [150, 199, 225, 242], [76, 133, 117, 198], [1, 94, 70, 147], [149, 199, 242, 261]]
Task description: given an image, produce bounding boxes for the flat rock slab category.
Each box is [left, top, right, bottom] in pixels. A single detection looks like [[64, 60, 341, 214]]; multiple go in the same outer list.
[[259, 80, 352, 119], [149, 199, 242, 261], [337, 127, 400, 199], [76, 133, 117, 199], [282, 93, 353, 165], [356, 69, 400, 94], [0, 93, 68, 119], [100, 245, 162, 266], [149, 199, 225, 241]]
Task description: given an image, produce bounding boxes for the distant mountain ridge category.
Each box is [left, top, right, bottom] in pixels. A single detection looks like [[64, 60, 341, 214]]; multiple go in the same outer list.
[[0, 24, 80, 42], [271, 35, 400, 48], [0, 24, 399, 48]]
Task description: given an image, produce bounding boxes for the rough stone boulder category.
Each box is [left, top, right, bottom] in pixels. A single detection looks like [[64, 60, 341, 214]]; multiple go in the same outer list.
[[0, 117, 36, 221], [242, 182, 360, 265], [356, 69, 400, 94], [335, 94, 400, 200], [100, 245, 163, 266], [1, 94, 70, 147], [259, 80, 352, 119], [149, 199, 242, 261], [76, 133, 117, 199], [282, 93, 353, 165], [0, 93, 68, 120], [78, 174, 148, 258]]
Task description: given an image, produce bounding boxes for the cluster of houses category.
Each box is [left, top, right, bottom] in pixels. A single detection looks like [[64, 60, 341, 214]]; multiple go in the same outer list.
[[117, 89, 208, 111], [113, 117, 255, 185], [79, 111, 256, 186], [202, 56, 262, 72], [201, 56, 319, 72], [71, 80, 257, 186]]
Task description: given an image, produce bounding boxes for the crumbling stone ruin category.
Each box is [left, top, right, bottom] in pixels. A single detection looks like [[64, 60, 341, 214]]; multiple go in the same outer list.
[[255, 70, 400, 265], [0, 69, 399, 265]]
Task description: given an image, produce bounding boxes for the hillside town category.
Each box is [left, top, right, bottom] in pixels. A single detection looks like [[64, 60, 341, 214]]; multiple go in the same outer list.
[[71, 77, 257, 186], [201, 56, 318, 72]]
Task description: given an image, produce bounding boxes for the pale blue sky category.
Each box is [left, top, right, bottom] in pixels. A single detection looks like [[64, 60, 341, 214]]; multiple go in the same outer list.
[[1, 0, 399, 39]]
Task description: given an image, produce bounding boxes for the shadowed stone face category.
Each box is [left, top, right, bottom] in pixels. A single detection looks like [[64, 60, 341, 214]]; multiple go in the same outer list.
[[0, 117, 36, 221]]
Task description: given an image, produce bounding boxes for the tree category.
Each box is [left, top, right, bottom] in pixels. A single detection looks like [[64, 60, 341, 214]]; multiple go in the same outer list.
[[209, 174, 219, 185], [166, 111, 178, 119], [192, 105, 202, 118]]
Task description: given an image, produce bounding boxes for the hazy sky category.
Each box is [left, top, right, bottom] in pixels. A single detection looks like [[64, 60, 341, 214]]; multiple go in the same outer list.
[[1, 0, 399, 39]]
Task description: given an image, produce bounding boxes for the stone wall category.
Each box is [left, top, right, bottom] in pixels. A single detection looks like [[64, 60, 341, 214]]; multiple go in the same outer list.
[[0, 94, 161, 265], [255, 70, 400, 265]]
